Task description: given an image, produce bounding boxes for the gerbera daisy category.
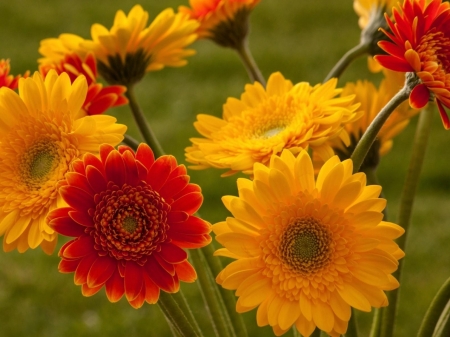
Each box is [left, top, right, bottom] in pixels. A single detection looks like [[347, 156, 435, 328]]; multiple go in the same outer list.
[[332, 70, 419, 170], [0, 70, 126, 253], [375, 0, 450, 129], [186, 72, 360, 176], [81, 5, 199, 86], [39, 34, 128, 115], [47, 143, 211, 308], [214, 150, 404, 336], [179, 0, 260, 48], [0, 59, 29, 89]]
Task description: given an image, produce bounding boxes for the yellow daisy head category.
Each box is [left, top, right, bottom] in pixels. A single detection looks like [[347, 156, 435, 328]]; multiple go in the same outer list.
[[179, 0, 260, 48], [0, 70, 126, 253], [81, 5, 199, 86], [38, 34, 88, 71], [186, 72, 360, 176], [332, 70, 419, 170], [214, 150, 404, 336]]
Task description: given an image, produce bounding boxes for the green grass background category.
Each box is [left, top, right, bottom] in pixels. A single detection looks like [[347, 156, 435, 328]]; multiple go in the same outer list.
[[0, 0, 449, 336]]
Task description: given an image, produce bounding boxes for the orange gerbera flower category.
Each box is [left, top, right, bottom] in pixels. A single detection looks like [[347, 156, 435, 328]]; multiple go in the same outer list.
[[179, 0, 260, 48], [48, 144, 211, 308], [375, 0, 450, 129], [39, 35, 128, 115], [0, 59, 29, 89]]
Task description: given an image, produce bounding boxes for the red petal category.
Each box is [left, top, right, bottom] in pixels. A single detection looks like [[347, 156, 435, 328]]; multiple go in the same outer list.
[[167, 164, 187, 180], [83, 153, 104, 173], [60, 185, 95, 211], [58, 258, 79, 273], [409, 83, 430, 109], [171, 233, 212, 249], [85, 83, 102, 106], [99, 144, 115, 164], [158, 175, 190, 200], [69, 210, 94, 227], [105, 269, 125, 303], [86, 166, 107, 194], [124, 261, 144, 302], [436, 99, 450, 130], [50, 213, 85, 237], [144, 256, 178, 293], [169, 215, 211, 235], [154, 253, 176, 276], [173, 184, 201, 200], [71, 160, 85, 174], [88, 93, 121, 115], [74, 253, 98, 285], [118, 145, 135, 155], [374, 55, 413, 72], [81, 283, 103, 297], [87, 256, 117, 288], [128, 289, 146, 309], [122, 150, 140, 186], [159, 243, 187, 264], [167, 211, 189, 223], [171, 192, 203, 214], [105, 150, 127, 186], [136, 143, 155, 168], [47, 207, 72, 223], [143, 273, 160, 304], [63, 235, 96, 259], [66, 172, 94, 195], [175, 260, 197, 283], [146, 156, 173, 191]]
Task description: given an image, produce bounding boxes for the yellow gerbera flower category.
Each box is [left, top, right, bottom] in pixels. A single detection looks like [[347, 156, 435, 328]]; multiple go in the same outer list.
[[0, 70, 126, 253], [179, 0, 260, 48], [81, 5, 199, 86], [214, 150, 404, 336], [186, 72, 360, 176], [332, 70, 419, 170], [38, 34, 88, 69]]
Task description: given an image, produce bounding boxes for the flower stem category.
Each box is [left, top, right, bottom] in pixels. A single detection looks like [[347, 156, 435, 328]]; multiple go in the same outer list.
[[122, 134, 140, 150], [236, 37, 266, 86], [417, 277, 450, 337], [190, 248, 235, 337], [351, 87, 409, 173], [379, 106, 433, 337], [346, 309, 360, 337], [201, 244, 248, 337], [172, 290, 204, 336], [434, 300, 450, 337], [158, 291, 201, 337], [324, 43, 369, 82], [125, 85, 164, 158], [369, 308, 382, 337]]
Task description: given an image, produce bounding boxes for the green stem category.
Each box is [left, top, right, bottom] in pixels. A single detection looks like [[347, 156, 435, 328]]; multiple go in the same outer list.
[[369, 308, 382, 337], [345, 310, 359, 337], [435, 301, 450, 337], [324, 43, 369, 82], [380, 107, 433, 337], [291, 325, 301, 337], [190, 248, 234, 337], [351, 87, 409, 173], [202, 244, 248, 337], [236, 37, 266, 86], [417, 277, 450, 337], [122, 133, 140, 150], [158, 291, 201, 337], [172, 290, 204, 336], [310, 328, 321, 337], [125, 85, 164, 158]]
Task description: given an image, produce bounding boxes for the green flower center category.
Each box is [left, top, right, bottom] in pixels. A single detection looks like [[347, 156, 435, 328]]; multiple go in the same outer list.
[[20, 139, 59, 190], [122, 216, 138, 234]]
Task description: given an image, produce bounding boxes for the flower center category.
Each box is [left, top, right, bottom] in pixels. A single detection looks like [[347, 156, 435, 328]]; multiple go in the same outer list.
[[418, 29, 450, 81], [19, 139, 59, 190], [279, 216, 332, 274], [93, 182, 170, 265]]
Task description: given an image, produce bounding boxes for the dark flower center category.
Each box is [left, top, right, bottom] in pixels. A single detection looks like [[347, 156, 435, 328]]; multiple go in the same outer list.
[[279, 216, 332, 274], [92, 182, 170, 265]]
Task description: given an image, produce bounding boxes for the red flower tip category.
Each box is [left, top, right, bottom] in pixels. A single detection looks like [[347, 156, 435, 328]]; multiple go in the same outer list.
[[0, 59, 29, 89], [52, 143, 211, 307], [409, 83, 430, 109]]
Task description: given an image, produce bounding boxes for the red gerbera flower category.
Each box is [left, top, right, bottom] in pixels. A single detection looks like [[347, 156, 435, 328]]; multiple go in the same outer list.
[[374, 0, 450, 129], [47, 144, 211, 308], [40, 53, 128, 115], [0, 59, 29, 89]]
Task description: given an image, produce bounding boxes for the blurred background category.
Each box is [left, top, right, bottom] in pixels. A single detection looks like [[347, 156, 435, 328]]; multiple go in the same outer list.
[[0, 0, 449, 336]]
